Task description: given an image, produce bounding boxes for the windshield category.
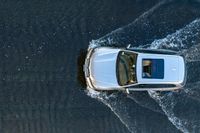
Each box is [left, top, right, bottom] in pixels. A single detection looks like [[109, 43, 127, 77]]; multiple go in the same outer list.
[[116, 51, 137, 86]]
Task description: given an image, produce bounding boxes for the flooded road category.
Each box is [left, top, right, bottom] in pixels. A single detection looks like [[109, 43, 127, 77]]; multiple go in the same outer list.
[[0, 0, 200, 133]]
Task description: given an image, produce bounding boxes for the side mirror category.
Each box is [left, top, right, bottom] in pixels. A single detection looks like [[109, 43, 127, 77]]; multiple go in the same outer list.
[[127, 44, 131, 49], [125, 88, 130, 94]]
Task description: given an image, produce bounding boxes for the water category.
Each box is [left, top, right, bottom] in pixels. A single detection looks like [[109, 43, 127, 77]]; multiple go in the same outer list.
[[0, 0, 200, 133]]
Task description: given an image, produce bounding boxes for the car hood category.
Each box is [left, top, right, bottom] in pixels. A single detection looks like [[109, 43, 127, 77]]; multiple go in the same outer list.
[[89, 48, 120, 89]]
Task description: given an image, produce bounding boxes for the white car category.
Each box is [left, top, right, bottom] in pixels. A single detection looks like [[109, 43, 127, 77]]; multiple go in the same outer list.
[[84, 46, 186, 92]]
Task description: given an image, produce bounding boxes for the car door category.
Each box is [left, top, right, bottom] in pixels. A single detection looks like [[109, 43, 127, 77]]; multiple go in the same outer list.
[[126, 84, 177, 91], [127, 48, 178, 55]]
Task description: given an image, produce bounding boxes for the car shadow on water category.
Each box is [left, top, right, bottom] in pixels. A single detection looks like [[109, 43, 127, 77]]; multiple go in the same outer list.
[[77, 49, 87, 88]]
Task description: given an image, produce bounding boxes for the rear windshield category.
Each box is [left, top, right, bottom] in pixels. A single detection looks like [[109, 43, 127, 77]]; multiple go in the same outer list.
[[142, 59, 164, 79]]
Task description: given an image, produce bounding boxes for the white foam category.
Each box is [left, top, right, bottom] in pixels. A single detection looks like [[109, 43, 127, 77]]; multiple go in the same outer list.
[[88, 40, 101, 49]]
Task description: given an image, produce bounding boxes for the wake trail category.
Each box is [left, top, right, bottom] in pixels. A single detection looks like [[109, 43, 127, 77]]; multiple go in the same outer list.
[[146, 19, 200, 50], [86, 88, 134, 133], [147, 19, 200, 132], [126, 93, 164, 114], [148, 91, 190, 133], [89, 0, 172, 48], [86, 87, 178, 133]]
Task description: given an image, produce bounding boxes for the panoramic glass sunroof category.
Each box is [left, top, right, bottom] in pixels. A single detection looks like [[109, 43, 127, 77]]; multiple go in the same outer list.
[[142, 59, 164, 79]]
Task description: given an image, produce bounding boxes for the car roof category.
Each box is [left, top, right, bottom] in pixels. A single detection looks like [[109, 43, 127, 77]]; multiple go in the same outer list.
[[136, 53, 185, 85]]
